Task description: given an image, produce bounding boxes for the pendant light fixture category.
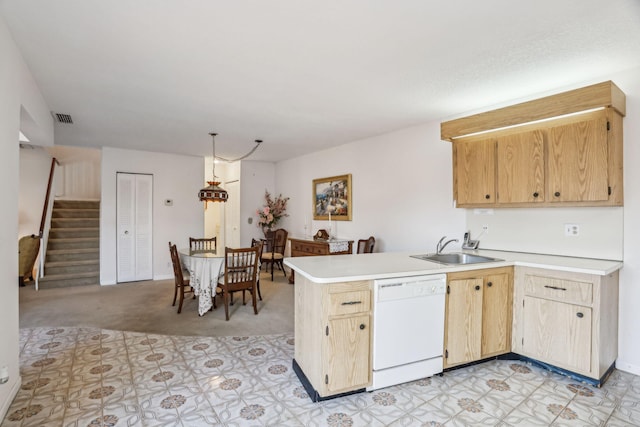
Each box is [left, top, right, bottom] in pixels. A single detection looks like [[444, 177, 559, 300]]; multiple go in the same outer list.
[[198, 132, 263, 204]]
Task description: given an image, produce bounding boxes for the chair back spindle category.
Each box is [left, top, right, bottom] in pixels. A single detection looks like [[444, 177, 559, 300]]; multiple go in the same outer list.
[[189, 237, 217, 252]]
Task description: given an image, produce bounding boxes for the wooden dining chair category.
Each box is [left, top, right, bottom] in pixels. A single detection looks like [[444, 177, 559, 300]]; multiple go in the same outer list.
[[218, 246, 260, 321], [357, 236, 376, 254], [251, 238, 264, 301], [261, 228, 288, 280], [229, 238, 264, 306], [189, 237, 217, 252], [168, 242, 194, 314]]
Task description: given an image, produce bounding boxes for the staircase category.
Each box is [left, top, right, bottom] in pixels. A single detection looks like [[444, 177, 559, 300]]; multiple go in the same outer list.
[[39, 200, 100, 288]]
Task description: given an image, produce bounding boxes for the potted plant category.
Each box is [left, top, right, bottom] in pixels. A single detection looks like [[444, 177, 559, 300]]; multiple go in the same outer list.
[[256, 190, 289, 236]]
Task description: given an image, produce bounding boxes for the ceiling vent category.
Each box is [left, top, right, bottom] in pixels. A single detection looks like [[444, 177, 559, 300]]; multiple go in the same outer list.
[[52, 112, 73, 124]]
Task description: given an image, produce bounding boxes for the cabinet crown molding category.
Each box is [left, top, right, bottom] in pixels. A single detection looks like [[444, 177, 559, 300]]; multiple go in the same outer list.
[[441, 81, 626, 141]]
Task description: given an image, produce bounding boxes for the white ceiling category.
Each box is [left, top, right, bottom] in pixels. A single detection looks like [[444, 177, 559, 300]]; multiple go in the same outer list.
[[2, 0, 640, 162]]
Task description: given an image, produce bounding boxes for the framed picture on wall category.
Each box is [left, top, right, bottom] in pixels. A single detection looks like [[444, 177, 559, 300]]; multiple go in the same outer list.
[[312, 174, 352, 221]]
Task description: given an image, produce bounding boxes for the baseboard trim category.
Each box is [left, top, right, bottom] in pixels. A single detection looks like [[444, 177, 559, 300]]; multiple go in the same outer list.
[[615, 359, 640, 376], [0, 375, 22, 422]]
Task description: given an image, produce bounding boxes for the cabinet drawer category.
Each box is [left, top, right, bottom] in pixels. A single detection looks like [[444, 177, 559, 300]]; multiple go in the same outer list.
[[328, 291, 371, 316], [524, 275, 592, 305], [291, 242, 327, 255]]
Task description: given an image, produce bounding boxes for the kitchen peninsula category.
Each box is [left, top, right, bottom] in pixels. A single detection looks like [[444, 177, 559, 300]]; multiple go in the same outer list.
[[285, 250, 622, 401], [287, 236, 354, 283]]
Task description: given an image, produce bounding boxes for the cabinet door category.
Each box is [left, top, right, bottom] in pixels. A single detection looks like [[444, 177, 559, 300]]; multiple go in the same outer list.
[[523, 296, 592, 373], [445, 278, 483, 367], [547, 112, 609, 203], [326, 314, 370, 392], [496, 130, 545, 203], [481, 273, 511, 357], [454, 138, 496, 205]]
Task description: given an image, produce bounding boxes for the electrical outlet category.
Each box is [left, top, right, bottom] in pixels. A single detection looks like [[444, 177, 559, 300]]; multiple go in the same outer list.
[[482, 225, 489, 234], [564, 223, 580, 236], [0, 366, 8, 384]]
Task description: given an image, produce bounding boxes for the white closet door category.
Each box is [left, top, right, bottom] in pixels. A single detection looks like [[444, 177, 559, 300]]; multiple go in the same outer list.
[[134, 175, 153, 279], [117, 173, 153, 282], [117, 173, 135, 282]]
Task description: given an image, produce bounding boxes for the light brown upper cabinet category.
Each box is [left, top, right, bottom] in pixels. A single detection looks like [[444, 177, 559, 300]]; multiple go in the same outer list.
[[496, 128, 545, 204], [453, 137, 496, 205], [547, 110, 609, 203], [443, 81, 625, 208]]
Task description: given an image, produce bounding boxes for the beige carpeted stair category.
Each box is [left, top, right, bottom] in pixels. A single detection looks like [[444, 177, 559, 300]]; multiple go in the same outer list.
[[39, 200, 100, 288]]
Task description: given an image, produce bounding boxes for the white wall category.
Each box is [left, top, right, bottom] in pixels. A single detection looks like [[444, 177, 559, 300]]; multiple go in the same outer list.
[[466, 207, 623, 260], [49, 146, 101, 200], [612, 68, 640, 376], [240, 160, 276, 245], [276, 121, 467, 254], [18, 147, 52, 238], [0, 15, 53, 421], [203, 158, 225, 245], [100, 147, 204, 284]]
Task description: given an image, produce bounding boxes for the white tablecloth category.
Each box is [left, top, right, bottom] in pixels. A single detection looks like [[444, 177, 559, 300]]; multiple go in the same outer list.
[[179, 249, 224, 316], [328, 240, 351, 253]]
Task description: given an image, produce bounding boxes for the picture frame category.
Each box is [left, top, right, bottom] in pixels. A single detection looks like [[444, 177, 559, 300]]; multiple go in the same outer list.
[[313, 174, 352, 221]]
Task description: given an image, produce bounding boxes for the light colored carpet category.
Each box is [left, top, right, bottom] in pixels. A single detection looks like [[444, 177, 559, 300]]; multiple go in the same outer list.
[[18, 270, 294, 337]]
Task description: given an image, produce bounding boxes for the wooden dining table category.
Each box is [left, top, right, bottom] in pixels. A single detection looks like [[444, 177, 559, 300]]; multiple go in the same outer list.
[[178, 248, 224, 316]]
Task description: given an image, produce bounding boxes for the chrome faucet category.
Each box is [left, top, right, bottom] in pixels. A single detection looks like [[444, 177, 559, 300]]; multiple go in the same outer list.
[[436, 236, 458, 254]]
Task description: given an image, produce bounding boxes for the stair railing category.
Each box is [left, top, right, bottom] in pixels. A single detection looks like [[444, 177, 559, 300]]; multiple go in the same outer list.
[[36, 157, 59, 290]]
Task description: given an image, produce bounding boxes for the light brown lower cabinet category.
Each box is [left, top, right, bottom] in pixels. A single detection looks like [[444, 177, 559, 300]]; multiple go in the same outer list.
[[512, 267, 619, 381], [294, 277, 371, 399], [444, 267, 513, 368]]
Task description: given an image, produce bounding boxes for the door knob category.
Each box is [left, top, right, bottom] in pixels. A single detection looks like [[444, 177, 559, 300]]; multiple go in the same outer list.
[[359, 324, 366, 330], [475, 285, 481, 291]]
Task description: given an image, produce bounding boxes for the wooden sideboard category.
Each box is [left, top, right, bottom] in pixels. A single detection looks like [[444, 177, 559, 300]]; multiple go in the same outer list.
[[288, 237, 354, 284]]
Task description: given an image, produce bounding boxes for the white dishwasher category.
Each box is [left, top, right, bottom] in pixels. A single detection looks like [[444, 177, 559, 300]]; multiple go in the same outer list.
[[369, 274, 447, 391]]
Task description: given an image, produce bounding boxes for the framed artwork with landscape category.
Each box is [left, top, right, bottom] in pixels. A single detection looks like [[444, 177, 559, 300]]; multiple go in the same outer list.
[[313, 174, 352, 221]]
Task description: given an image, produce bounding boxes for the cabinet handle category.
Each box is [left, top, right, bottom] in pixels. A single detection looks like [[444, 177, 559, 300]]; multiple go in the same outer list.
[[533, 192, 539, 198], [487, 282, 493, 287], [475, 285, 481, 291], [554, 191, 561, 197], [576, 312, 584, 318], [359, 324, 366, 330], [485, 194, 490, 200], [544, 285, 567, 291], [341, 301, 362, 306]]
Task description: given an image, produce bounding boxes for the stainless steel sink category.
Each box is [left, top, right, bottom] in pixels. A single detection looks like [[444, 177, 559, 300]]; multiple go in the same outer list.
[[411, 253, 503, 265]]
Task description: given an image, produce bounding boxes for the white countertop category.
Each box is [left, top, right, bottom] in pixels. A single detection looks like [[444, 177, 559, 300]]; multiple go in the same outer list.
[[283, 249, 623, 283]]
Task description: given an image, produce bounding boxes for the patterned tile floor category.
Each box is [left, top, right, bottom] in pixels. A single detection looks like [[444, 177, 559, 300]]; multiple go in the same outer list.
[[2, 327, 640, 427]]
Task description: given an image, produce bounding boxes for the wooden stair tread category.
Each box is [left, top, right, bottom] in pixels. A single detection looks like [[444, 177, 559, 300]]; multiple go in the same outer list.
[[45, 259, 99, 267], [47, 248, 99, 254], [48, 237, 99, 242], [40, 272, 99, 281]]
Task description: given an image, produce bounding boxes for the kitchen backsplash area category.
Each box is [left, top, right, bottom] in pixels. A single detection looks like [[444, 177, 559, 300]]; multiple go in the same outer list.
[[466, 206, 623, 260]]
